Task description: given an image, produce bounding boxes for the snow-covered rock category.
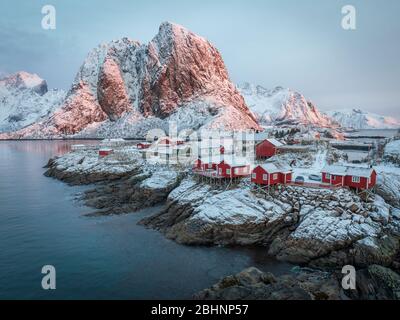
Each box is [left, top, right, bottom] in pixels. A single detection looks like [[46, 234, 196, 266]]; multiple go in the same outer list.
[[195, 267, 341, 300], [1, 22, 260, 139], [238, 83, 335, 127], [44, 147, 183, 214], [326, 109, 400, 129], [44, 148, 143, 184], [384, 140, 400, 165], [0, 72, 65, 133], [269, 189, 399, 267], [141, 178, 294, 246], [42, 143, 400, 269], [376, 168, 400, 208]]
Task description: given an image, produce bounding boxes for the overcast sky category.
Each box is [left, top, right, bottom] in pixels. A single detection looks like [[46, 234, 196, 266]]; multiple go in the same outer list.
[[0, 0, 399, 116]]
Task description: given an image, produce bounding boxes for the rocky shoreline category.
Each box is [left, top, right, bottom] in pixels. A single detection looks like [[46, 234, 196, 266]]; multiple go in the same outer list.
[[195, 265, 400, 300], [44, 149, 400, 299], [44, 149, 184, 215]]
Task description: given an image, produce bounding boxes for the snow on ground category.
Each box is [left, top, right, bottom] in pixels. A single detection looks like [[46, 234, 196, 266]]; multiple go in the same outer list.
[[53, 148, 143, 176], [168, 177, 291, 225], [385, 140, 400, 157], [194, 188, 288, 225], [140, 170, 179, 190], [290, 207, 379, 244], [291, 150, 327, 183], [375, 165, 400, 209]]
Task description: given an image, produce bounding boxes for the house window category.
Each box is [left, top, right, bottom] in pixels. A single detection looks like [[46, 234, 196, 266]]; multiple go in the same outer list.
[[325, 173, 331, 179], [226, 169, 231, 175], [331, 175, 335, 180], [263, 174, 268, 181], [252, 173, 256, 179], [352, 176, 360, 183], [273, 173, 278, 180], [218, 168, 222, 175]]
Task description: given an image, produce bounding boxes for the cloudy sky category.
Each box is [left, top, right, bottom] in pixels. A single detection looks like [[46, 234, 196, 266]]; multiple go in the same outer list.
[[0, 0, 399, 116]]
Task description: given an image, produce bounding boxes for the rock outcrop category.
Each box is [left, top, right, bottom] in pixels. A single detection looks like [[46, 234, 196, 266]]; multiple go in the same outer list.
[[140, 178, 294, 246], [44, 148, 183, 215], [383, 140, 400, 165], [347, 265, 400, 300], [196, 265, 400, 300], [194, 267, 341, 300], [376, 170, 400, 208], [142, 180, 400, 268], [97, 57, 133, 121]]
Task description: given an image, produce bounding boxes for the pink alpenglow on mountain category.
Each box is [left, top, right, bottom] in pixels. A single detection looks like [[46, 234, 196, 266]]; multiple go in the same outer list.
[[97, 57, 132, 121], [238, 83, 335, 127], [2, 22, 260, 139]]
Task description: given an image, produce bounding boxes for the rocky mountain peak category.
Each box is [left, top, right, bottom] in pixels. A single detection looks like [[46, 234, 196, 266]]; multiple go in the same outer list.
[[238, 83, 335, 127], [1, 23, 260, 139], [0, 71, 48, 95]]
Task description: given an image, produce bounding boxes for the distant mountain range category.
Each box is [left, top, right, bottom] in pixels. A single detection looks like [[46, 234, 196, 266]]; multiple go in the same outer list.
[[0, 72, 65, 133], [326, 109, 400, 130], [1, 24, 398, 139], [238, 83, 335, 127], [239, 83, 399, 130]]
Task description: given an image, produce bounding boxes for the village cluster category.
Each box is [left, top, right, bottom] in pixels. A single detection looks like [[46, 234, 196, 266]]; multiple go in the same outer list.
[[86, 128, 378, 195]]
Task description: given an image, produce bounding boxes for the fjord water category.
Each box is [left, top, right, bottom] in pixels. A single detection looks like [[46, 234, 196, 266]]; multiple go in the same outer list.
[[0, 141, 291, 299]]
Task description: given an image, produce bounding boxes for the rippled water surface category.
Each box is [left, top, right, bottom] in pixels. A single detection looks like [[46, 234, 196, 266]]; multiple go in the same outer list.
[[0, 141, 292, 299]]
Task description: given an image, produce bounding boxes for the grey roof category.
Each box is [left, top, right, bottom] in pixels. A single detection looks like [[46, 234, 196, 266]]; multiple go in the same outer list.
[[258, 162, 292, 174], [322, 165, 375, 178]]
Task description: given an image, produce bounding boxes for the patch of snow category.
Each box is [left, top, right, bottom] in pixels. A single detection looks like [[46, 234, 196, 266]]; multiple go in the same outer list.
[[384, 140, 400, 157], [140, 170, 178, 189]]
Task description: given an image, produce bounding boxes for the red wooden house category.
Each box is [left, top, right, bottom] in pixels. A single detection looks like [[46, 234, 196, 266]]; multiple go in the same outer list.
[[99, 148, 113, 157], [321, 165, 377, 190], [194, 156, 220, 171], [137, 142, 151, 149], [217, 157, 251, 178], [256, 139, 284, 158], [158, 137, 172, 145], [251, 163, 292, 186], [158, 137, 185, 146]]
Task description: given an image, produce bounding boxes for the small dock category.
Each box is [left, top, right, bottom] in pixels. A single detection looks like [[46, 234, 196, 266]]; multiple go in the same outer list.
[[330, 141, 374, 151]]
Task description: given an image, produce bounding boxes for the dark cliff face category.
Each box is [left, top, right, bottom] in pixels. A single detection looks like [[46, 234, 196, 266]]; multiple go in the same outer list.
[[31, 81, 48, 96], [139, 22, 253, 120]]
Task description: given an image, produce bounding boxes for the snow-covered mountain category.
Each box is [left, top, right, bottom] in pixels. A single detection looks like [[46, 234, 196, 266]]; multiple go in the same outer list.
[[238, 83, 335, 127], [0, 72, 65, 133], [1, 22, 260, 139], [326, 109, 400, 130]]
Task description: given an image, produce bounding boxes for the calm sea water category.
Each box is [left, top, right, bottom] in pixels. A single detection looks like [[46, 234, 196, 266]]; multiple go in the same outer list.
[[0, 141, 291, 300]]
